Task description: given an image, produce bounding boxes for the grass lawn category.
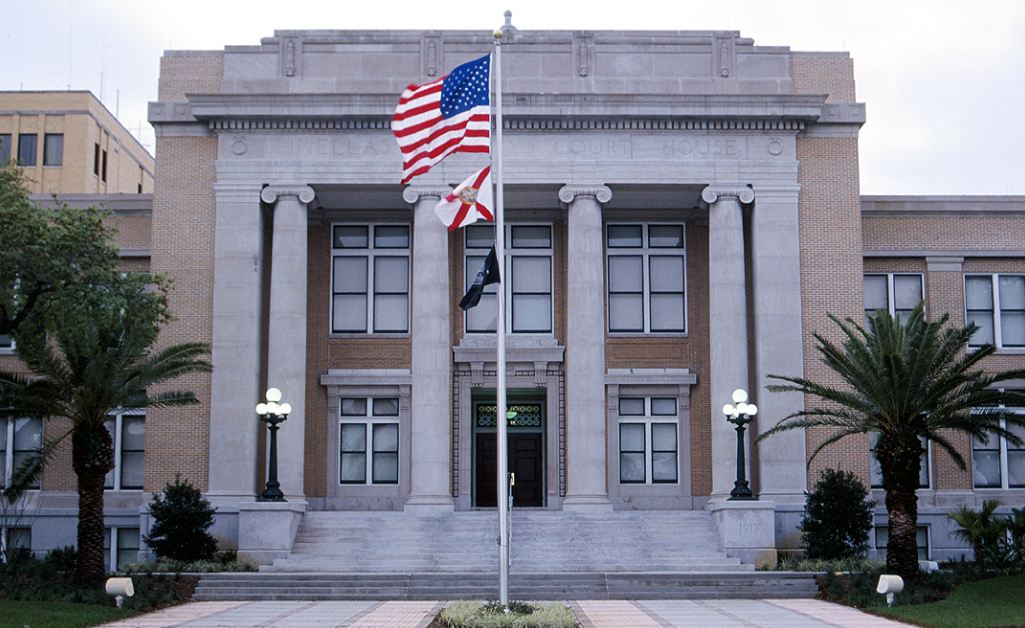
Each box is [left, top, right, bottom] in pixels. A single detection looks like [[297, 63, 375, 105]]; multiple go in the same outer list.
[[0, 599, 136, 628], [874, 574, 1025, 628]]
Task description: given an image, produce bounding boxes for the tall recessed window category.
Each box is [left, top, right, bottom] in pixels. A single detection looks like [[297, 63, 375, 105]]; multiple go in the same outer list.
[[103, 411, 145, 490], [42, 134, 63, 166], [606, 224, 686, 333], [617, 397, 679, 484], [93, 143, 101, 176], [17, 134, 37, 166], [966, 274, 1025, 348], [464, 224, 553, 334], [331, 225, 410, 334], [339, 397, 399, 485], [1, 417, 42, 490], [972, 400, 1025, 489], [864, 273, 923, 321], [0, 135, 11, 164]]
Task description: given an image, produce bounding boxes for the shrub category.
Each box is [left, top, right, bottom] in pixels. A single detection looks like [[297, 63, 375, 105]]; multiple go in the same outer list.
[[439, 601, 576, 628], [144, 476, 218, 562], [801, 468, 874, 560]]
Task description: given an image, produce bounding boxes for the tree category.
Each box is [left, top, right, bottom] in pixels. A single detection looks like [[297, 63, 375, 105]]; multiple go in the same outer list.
[[0, 181, 212, 585], [145, 476, 218, 563], [757, 304, 1025, 580], [801, 468, 874, 560], [0, 167, 119, 336], [948, 499, 1006, 567]]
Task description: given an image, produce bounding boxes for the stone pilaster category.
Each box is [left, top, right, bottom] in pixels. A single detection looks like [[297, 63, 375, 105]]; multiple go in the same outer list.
[[702, 185, 754, 498], [559, 184, 613, 508], [260, 185, 315, 500], [403, 186, 454, 508], [208, 182, 266, 500], [749, 185, 806, 502]]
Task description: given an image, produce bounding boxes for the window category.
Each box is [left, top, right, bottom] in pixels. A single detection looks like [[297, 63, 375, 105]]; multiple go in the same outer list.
[[606, 224, 686, 333], [93, 143, 101, 176], [339, 397, 399, 484], [1, 527, 30, 561], [17, 134, 37, 166], [875, 525, 929, 560], [869, 433, 930, 489], [104, 527, 140, 572], [42, 134, 63, 166], [101, 149, 108, 182], [617, 397, 679, 484], [331, 225, 410, 334], [966, 274, 1025, 348], [1, 417, 42, 490], [103, 412, 145, 490], [0, 335, 12, 351], [464, 224, 553, 334], [972, 401, 1025, 489], [0, 135, 10, 163], [864, 273, 923, 320]]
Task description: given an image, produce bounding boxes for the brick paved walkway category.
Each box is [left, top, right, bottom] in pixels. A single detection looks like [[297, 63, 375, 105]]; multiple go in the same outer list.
[[101, 599, 909, 627]]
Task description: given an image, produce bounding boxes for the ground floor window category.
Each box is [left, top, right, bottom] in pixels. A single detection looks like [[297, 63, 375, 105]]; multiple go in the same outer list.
[[1, 526, 30, 561], [104, 527, 140, 572], [874, 525, 929, 560], [339, 397, 399, 484], [617, 397, 678, 484]]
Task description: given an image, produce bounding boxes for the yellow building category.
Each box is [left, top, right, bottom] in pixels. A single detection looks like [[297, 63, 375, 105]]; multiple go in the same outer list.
[[0, 91, 154, 195]]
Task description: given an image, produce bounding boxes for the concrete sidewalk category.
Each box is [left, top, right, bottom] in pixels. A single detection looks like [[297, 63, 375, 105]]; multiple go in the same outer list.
[[100, 599, 911, 627]]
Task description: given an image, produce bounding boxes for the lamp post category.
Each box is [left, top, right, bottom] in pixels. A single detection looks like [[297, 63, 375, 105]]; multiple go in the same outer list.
[[723, 388, 757, 501], [255, 387, 291, 502]]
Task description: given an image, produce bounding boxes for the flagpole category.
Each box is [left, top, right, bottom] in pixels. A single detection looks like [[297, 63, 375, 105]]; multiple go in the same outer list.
[[492, 26, 509, 606]]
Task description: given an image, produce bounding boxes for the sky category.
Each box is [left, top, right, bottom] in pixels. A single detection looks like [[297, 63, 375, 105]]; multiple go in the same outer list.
[[2, 0, 1023, 195]]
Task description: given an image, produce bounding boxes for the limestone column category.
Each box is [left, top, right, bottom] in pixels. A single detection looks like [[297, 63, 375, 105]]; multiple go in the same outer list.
[[403, 186, 454, 507], [260, 185, 315, 500], [703, 185, 754, 498], [559, 185, 613, 508], [749, 185, 806, 502], [208, 182, 267, 501]]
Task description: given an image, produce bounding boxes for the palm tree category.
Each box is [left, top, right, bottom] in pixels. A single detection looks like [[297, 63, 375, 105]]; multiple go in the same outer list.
[[757, 303, 1025, 580], [1, 273, 211, 585], [948, 499, 1006, 567]]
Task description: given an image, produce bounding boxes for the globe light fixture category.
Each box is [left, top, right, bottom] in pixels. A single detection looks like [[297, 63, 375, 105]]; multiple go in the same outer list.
[[723, 389, 757, 500], [255, 387, 290, 502]]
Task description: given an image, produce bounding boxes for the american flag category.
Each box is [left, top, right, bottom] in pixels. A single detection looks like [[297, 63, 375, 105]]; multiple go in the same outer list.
[[391, 54, 491, 183]]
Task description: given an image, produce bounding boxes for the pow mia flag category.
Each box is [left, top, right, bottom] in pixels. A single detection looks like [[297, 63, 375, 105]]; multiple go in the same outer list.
[[460, 246, 500, 310]]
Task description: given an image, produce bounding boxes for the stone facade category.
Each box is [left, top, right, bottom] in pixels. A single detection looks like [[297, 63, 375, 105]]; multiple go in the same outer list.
[[6, 28, 1024, 567]]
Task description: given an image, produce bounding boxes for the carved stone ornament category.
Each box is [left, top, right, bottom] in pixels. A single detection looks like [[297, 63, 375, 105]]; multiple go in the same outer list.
[[558, 185, 612, 204], [283, 38, 297, 77], [423, 35, 441, 77], [701, 185, 755, 205], [574, 33, 594, 77], [261, 185, 315, 205]]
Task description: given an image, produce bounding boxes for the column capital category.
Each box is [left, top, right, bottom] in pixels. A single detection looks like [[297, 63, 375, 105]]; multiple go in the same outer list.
[[403, 186, 451, 204], [701, 185, 754, 205], [261, 185, 315, 205], [559, 185, 612, 204]]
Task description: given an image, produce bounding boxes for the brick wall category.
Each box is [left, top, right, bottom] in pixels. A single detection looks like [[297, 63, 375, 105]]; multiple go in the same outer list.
[[790, 53, 856, 103], [864, 215, 1025, 251], [158, 53, 225, 102], [147, 136, 217, 491]]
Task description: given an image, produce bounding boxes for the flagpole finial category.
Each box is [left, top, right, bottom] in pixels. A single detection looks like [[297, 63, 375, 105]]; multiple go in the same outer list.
[[493, 28, 503, 40]]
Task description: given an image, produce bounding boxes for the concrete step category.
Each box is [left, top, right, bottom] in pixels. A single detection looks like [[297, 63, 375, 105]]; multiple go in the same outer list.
[[193, 571, 819, 601]]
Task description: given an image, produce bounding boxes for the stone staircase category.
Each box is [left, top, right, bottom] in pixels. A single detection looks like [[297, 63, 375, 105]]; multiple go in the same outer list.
[[192, 509, 820, 600], [266, 509, 747, 573]]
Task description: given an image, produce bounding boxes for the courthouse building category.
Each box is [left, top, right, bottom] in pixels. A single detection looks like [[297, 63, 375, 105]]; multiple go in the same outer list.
[[4, 26, 1024, 569]]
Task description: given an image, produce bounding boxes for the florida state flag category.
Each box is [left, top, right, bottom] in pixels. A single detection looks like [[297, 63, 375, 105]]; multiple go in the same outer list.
[[434, 165, 494, 231]]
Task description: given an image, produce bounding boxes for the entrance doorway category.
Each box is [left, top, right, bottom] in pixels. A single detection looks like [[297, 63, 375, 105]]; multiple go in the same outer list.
[[472, 395, 545, 508]]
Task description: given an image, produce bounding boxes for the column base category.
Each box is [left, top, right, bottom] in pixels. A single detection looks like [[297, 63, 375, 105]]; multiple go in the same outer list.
[[708, 498, 777, 568], [237, 499, 308, 565], [562, 494, 613, 511]]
